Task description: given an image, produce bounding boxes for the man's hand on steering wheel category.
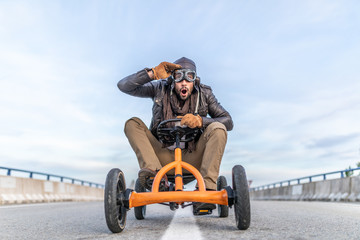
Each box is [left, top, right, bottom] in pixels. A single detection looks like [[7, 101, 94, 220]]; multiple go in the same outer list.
[[177, 114, 203, 129]]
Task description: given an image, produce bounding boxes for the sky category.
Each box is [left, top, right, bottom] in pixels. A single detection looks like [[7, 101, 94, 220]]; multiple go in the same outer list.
[[1, 0, 360, 187]]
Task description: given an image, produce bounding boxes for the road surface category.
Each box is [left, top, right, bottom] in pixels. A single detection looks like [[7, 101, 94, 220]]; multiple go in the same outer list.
[[1, 200, 360, 239]]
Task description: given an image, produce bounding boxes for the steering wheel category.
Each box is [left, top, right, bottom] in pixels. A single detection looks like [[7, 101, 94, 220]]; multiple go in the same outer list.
[[157, 119, 199, 145]]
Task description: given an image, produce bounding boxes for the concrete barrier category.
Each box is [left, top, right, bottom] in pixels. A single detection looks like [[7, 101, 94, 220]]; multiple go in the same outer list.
[[313, 180, 331, 201], [300, 182, 316, 200], [0, 175, 104, 204], [250, 175, 360, 202], [348, 176, 360, 201], [291, 185, 302, 200]]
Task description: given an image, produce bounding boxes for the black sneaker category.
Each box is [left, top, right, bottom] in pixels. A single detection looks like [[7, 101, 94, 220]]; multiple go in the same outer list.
[[193, 202, 216, 215], [138, 168, 169, 191], [138, 168, 156, 190], [194, 202, 216, 210]]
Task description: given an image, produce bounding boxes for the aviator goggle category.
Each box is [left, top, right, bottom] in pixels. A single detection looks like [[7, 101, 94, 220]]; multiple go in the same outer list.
[[172, 69, 197, 82]]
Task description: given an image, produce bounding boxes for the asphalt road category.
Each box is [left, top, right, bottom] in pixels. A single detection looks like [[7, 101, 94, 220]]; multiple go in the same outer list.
[[1, 200, 360, 240]]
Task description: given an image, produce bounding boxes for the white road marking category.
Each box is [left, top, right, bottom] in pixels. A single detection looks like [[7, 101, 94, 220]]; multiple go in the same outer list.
[[161, 206, 203, 240]]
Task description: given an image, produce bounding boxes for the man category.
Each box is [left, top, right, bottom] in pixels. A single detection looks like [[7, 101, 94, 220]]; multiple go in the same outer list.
[[118, 57, 233, 209]]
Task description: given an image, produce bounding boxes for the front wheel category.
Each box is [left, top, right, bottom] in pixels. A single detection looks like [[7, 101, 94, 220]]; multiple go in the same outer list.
[[134, 178, 146, 220], [217, 176, 229, 217], [232, 165, 251, 230], [104, 168, 127, 233]]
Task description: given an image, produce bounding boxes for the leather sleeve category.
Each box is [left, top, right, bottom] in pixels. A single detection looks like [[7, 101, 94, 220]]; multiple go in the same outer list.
[[117, 69, 158, 98], [201, 90, 233, 131]]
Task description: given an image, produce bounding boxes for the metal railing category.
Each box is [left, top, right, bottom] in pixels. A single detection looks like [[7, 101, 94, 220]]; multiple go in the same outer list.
[[250, 167, 360, 192], [0, 166, 104, 188]]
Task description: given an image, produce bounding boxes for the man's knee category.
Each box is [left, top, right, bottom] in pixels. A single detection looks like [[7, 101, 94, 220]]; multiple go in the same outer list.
[[124, 117, 147, 135], [203, 122, 227, 140]]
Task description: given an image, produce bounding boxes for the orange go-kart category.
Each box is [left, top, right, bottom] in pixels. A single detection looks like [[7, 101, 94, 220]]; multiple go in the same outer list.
[[104, 119, 251, 233]]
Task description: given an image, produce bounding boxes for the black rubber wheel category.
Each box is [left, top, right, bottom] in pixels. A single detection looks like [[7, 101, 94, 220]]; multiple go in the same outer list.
[[134, 178, 146, 220], [192, 204, 198, 215], [232, 165, 251, 230], [104, 168, 127, 233], [217, 175, 229, 218]]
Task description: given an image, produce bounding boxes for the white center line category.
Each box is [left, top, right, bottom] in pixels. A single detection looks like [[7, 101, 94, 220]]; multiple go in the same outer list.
[[161, 206, 203, 240]]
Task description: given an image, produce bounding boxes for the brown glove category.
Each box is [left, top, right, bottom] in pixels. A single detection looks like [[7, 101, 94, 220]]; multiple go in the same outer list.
[[178, 114, 203, 128], [152, 62, 182, 80]]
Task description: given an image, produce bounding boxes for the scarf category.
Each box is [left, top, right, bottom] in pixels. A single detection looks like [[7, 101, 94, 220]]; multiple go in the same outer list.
[[161, 87, 199, 152]]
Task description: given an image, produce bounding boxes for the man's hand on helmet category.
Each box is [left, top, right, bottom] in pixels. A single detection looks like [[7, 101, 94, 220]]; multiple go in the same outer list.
[[151, 62, 182, 80], [178, 114, 203, 128]]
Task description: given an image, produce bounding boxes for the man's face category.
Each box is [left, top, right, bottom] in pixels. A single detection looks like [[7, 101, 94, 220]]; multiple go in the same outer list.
[[174, 79, 194, 101]]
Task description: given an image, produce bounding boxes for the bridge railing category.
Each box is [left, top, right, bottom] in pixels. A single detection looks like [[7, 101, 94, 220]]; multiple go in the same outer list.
[[250, 167, 360, 192], [0, 166, 104, 188]]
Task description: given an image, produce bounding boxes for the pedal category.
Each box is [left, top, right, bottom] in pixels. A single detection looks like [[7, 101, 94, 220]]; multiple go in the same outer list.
[[193, 208, 213, 215]]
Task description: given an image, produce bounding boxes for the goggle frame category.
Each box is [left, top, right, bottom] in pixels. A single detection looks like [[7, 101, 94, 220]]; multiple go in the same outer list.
[[172, 69, 197, 83]]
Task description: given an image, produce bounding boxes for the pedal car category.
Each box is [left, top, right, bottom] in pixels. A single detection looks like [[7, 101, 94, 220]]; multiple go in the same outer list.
[[104, 118, 251, 232]]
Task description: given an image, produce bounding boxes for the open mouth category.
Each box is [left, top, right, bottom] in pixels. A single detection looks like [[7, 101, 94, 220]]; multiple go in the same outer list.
[[180, 88, 188, 97]]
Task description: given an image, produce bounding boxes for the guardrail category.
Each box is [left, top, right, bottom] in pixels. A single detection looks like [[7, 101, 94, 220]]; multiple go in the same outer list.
[[0, 166, 104, 188], [250, 167, 360, 192]]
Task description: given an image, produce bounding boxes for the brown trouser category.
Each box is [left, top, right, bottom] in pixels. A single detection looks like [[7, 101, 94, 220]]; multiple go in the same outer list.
[[124, 117, 227, 190]]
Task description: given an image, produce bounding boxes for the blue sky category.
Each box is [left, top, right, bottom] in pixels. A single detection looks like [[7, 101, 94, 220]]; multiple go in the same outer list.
[[1, 0, 360, 187]]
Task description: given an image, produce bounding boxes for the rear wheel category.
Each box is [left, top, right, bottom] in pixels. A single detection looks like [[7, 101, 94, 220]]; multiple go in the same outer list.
[[104, 168, 127, 233], [232, 165, 251, 230], [217, 176, 229, 218], [134, 178, 146, 220]]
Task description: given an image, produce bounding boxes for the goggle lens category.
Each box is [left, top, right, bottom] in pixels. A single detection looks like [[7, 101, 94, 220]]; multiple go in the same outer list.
[[174, 72, 183, 80], [186, 72, 195, 80]]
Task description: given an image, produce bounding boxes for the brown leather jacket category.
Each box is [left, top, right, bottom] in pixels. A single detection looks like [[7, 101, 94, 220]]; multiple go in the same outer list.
[[118, 69, 233, 136]]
